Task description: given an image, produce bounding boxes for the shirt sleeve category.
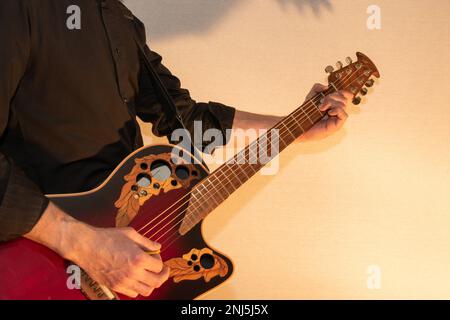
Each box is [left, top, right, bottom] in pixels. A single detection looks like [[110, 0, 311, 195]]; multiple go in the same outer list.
[[0, 1, 49, 242], [132, 17, 236, 153]]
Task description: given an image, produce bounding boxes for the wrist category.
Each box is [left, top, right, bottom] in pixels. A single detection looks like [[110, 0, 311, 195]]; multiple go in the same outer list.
[[25, 202, 94, 262], [55, 211, 95, 263]]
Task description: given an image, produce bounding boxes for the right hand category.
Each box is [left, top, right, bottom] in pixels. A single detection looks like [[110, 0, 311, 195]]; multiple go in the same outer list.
[[72, 226, 170, 298], [25, 202, 170, 298]]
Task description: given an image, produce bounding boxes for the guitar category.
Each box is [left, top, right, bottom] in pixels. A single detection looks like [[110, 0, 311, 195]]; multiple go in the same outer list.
[[0, 52, 379, 300]]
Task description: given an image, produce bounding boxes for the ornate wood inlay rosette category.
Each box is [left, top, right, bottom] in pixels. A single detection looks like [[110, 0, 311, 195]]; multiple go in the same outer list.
[[114, 153, 199, 227], [165, 248, 229, 283]]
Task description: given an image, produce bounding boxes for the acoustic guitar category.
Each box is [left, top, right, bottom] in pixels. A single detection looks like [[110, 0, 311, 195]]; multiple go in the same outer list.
[[0, 52, 379, 300]]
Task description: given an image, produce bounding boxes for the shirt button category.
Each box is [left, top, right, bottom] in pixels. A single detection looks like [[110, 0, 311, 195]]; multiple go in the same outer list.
[[123, 97, 129, 103], [115, 48, 121, 57]]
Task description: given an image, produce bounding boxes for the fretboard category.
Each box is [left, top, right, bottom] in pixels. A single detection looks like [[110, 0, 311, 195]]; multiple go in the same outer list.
[[178, 91, 328, 235]]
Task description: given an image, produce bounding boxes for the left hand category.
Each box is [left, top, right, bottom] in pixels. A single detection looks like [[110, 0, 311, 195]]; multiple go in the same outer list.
[[298, 83, 352, 141]]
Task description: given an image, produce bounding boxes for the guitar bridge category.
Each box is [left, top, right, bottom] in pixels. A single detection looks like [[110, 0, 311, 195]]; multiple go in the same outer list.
[[79, 268, 118, 300]]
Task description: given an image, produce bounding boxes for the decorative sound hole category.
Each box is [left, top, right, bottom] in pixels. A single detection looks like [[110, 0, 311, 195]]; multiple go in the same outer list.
[[175, 166, 190, 180], [136, 173, 151, 187], [140, 163, 149, 170], [150, 160, 172, 181], [200, 254, 215, 270]]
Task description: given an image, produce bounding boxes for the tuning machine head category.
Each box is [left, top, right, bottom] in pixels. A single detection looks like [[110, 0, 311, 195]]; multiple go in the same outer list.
[[365, 79, 375, 88], [345, 57, 353, 65], [336, 61, 343, 69], [325, 65, 334, 74], [352, 96, 362, 105], [360, 88, 368, 96]]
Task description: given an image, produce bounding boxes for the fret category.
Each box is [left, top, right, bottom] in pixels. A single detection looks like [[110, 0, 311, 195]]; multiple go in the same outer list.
[[280, 122, 297, 140], [236, 163, 251, 180], [225, 164, 244, 188], [203, 179, 226, 204], [205, 173, 230, 198], [290, 113, 306, 132], [308, 103, 324, 124], [194, 182, 219, 209], [179, 97, 329, 235], [309, 97, 323, 115], [221, 166, 240, 191], [262, 130, 280, 161], [330, 82, 339, 92], [278, 135, 290, 150], [247, 140, 260, 165], [300, 107, 314, 125]]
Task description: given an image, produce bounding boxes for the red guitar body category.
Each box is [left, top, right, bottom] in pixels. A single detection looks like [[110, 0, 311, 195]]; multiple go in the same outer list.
[[0, 144, 233, 300]]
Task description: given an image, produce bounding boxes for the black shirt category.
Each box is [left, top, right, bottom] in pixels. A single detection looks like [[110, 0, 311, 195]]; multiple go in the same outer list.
[[0, 0, 235, 241]]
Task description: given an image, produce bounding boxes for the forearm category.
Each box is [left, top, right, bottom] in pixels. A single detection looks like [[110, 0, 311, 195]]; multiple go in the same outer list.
[[24, 202, 91, 262], [232, 110, 283, 131]]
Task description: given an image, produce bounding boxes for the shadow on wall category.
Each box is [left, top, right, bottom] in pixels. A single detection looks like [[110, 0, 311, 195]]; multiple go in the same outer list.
[[124, 0, 332, 41], [277, 0, 332, 15]]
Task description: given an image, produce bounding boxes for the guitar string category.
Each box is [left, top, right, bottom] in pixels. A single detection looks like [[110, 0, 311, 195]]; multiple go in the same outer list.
[[146, 94, 325, 237], [135, 90, 325, 235], [134, 70, 366, 250], [135, 76, 349, 237], [139, 70, 361, 247], [134, 68, 359, 239], [155, 72, 370, 253], [138, 91, 324, 237], [153, 73, 365, 251], [148, 75, 364, 254], [135, 69, 360, 247]]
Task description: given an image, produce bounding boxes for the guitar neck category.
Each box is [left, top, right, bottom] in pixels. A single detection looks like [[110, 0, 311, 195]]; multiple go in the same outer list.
[[178, 91, 330, 235]]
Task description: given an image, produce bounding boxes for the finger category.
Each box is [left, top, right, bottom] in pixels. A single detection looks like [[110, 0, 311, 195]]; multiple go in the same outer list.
[[131, 280, 154, 297], [306, 83, 329, 100], [113, 284, 139, 298], [311, 83, 329, 93], [138, 265, 170, 289], [126, 229, 161, 252], [320, 100, 345, 112], [328, 107, 348, 120], [324, 92, 348, 104], [327, 107, 348, 129], [157, 265, 170, 287], [139, 253, 164, 273]]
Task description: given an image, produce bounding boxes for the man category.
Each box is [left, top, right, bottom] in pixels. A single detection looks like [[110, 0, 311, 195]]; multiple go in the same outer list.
[[0, 0, 351, 298]]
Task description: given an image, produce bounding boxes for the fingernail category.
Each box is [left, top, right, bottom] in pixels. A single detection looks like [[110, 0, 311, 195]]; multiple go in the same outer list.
[[153, 241, 162, 249]]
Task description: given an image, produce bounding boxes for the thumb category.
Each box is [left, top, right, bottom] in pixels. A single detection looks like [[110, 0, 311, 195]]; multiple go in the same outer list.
[[306, 83, 329, 100], [127, 229, 162, 252], [312, 83, 329, 93]]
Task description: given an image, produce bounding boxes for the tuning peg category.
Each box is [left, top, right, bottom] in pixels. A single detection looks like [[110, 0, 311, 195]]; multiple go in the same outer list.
[[352, 96, 362, 105], [365, 79, 375, 87], [325, 65, 334, 74], [336, 61, 343, 69], [346, 57, 353, 65], [360, 88, 368, 96]]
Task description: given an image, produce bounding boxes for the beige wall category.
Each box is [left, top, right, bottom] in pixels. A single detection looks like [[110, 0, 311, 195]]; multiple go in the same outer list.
[[125, 0, 450, 299]]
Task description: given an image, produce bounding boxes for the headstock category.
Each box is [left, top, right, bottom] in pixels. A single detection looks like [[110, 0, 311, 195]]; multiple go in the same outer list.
[[325, 52, 380, 105]]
